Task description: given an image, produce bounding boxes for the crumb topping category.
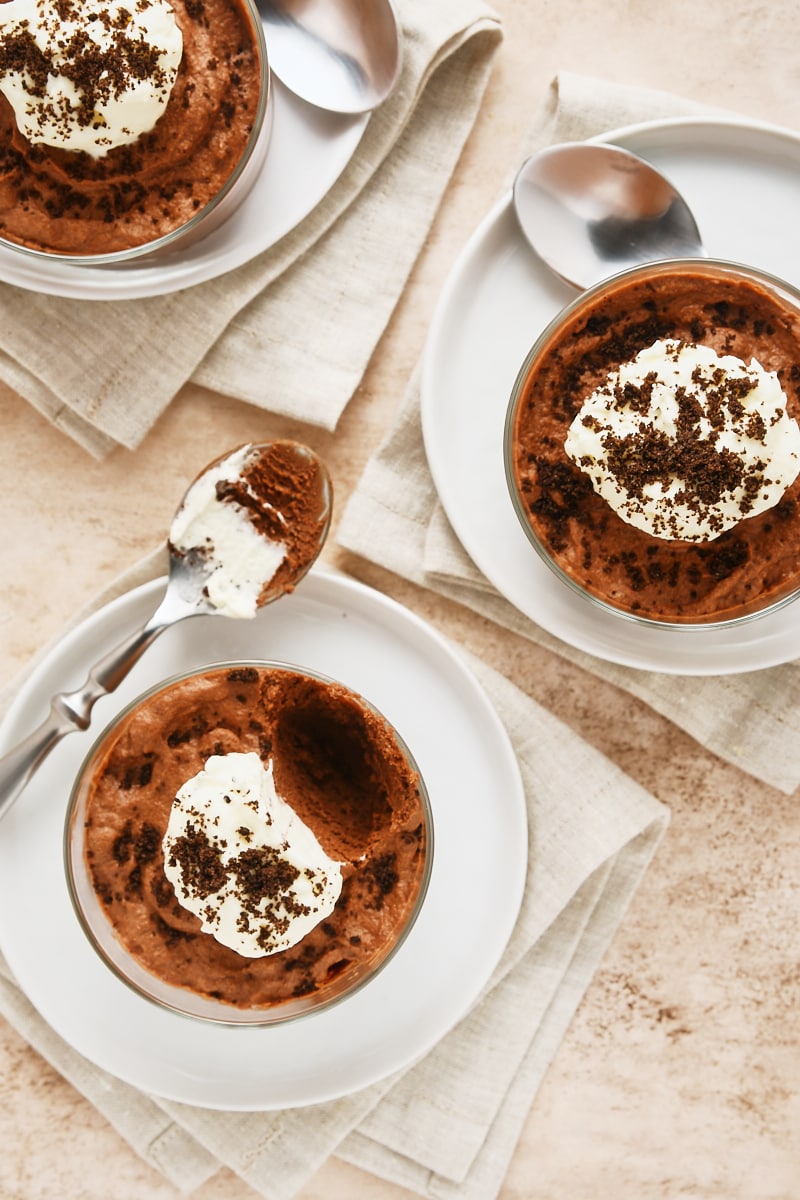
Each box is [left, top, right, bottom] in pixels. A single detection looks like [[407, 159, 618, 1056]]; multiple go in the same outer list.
[[0, 0, 182, 155], [565, 337, 800, 541]]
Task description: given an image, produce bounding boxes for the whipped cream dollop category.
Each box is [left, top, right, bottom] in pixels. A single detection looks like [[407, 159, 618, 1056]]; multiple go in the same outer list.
[[565, 338, 800, 542], [163, 752, 343, 958], [169, 445, 287, 619], [0, 0, 182, 158]]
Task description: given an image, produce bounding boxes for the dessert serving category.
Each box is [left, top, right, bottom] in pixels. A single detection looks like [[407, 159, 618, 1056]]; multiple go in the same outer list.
[[0, 0, 269, 259], [66, 663, 431, 1023], [505, 259, 800, 625], [169, 440, 332, 618]]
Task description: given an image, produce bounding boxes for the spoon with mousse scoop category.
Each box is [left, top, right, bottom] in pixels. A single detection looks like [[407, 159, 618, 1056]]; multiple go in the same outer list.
[[0, 440, 332, 822], [512, 141, 706, 290], [257, 0, 402, 114]]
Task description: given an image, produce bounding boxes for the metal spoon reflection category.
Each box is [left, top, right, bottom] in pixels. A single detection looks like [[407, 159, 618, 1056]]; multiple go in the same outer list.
[[258, 0, 402, 114], [0, 440, 332, 822], [513, 141, 705, 290]]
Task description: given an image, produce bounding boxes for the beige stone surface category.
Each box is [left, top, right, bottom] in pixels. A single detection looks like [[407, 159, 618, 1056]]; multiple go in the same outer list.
[[2, 1, 800, 1197]]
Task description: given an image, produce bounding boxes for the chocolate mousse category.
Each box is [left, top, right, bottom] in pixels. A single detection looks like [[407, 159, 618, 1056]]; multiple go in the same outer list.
[[169, 441, 332, 619], [507, 262, 800, 623], [77, 665, 429, 1011], [0, 0, 265, 255]]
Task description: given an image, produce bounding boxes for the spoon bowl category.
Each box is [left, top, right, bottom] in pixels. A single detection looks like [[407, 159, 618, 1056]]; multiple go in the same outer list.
[[0, 440, 332, 821], [513, 141, 705, 290], [258, 0, 401, 114]]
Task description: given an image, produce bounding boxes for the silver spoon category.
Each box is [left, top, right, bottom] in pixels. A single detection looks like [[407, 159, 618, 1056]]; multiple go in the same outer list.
[[258, 0, 401, 114], [0, 440, 332, 822], [513, 141, 705, 290]]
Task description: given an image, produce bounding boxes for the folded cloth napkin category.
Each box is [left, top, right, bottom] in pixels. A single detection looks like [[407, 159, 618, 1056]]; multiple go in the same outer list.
[[337, 70, 800, 798], [0, 0, 502, 458], [0, 546, 669, 1200]]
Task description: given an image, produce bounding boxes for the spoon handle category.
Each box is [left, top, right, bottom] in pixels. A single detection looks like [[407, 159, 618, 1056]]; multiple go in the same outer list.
[[0, 617, 165, 823]]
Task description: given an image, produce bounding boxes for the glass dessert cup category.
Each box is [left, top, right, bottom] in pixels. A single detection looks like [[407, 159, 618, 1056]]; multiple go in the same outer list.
[[504, 258, 800, 630], [65, 661, 433, 1027], [0, 0, 272, 267]]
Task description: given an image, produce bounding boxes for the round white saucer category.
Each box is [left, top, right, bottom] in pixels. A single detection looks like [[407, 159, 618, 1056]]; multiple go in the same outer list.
[[0, 568, 527, 1109], [422, 116, 800, 675], [0, 79, 368, 300]]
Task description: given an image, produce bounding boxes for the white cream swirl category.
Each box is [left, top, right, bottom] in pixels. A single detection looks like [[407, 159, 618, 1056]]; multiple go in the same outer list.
[[168, 445, 287, 620], [162, 752, 343, 959], [0, 0, 182, 157], [565, 339, 800, 542]]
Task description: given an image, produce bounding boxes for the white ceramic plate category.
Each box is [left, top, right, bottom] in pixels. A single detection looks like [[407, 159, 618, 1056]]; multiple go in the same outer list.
[[421, 117, 800, 675], [0, 568, 526, 1110], [0, 78, 367, 300]]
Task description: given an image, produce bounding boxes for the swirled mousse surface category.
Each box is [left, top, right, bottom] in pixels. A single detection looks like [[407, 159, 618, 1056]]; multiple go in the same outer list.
[[0, 0, 262, 255], [81, 666, 428, 1010], [510, 268, 800, 622]]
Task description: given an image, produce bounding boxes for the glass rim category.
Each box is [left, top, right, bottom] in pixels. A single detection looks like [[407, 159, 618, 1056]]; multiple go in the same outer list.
[[503, 256, 800, 631], [64, 659, 434, 1027], [0, 0, 271, 268]]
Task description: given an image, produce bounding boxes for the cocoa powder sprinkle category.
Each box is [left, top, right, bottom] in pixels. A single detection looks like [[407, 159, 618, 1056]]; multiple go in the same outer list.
[[0, 10, 170, 136], [592, 349, 775, 536]]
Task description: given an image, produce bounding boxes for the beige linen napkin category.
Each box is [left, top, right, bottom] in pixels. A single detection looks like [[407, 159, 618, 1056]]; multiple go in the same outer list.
[[0, 0, 502, 458], [337, 71, 800, 798], [0, 547, 669, 1199]]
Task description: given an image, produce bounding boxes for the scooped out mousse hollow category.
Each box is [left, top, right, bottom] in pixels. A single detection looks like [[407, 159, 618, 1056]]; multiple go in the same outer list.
[[0, 0, 270, 260], [66, 664, 432, 1024], [505, 259, 800, 627]]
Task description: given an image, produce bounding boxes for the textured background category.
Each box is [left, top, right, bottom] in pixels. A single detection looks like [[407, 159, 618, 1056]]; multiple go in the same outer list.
[[2, 1, 799, 1197]]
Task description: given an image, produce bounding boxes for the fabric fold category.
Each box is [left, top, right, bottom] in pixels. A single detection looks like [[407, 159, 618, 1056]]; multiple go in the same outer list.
[[338, 370, 800, 795], [1, 68, 719, 1200], [336, 75, 800, 797], [0, 955, 218, 1195], [0, 0, 502, 458], [0, 546, 667, 1200]]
